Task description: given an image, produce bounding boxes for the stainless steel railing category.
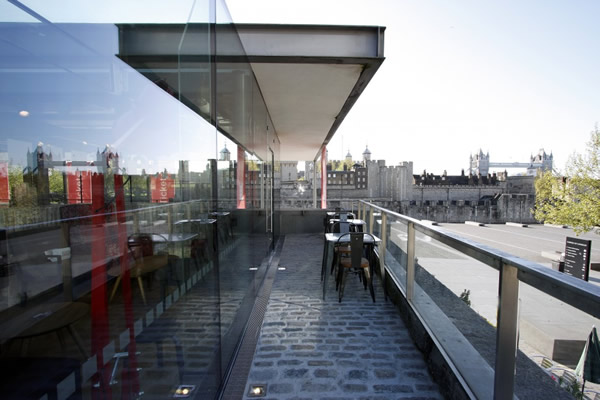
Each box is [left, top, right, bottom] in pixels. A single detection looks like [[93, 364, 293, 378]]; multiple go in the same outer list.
[[358, 200, 600, 400]]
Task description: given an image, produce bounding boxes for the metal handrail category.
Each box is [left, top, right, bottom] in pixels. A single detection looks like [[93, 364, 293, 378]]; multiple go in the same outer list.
[[360, 200, 600, 318], [359, 200, 600, 400]]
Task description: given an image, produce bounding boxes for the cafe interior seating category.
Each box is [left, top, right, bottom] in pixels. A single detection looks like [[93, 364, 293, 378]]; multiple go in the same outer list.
[[109, 234, 169, 305]]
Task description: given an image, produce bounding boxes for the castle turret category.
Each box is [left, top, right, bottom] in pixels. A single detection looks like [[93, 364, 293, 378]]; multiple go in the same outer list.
[[345, 149, 352, 163], [362, 146, 371, 163], [219, 144, 231, 161]]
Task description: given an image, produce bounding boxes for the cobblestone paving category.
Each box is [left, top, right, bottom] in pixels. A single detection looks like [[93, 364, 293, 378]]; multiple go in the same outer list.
[[243, 234, 444, 400]]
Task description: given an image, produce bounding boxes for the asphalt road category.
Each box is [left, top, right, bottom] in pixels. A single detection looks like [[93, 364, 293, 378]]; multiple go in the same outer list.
[[383, 221, 600, 367], [435, 223, 600, 285]]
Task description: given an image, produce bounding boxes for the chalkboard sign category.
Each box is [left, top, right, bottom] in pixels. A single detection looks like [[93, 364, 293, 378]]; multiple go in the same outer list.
[[563, 237, 591, 281]]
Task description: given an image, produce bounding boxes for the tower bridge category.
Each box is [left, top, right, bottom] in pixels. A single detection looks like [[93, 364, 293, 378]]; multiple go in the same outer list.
[[469, 148, 553, 176]]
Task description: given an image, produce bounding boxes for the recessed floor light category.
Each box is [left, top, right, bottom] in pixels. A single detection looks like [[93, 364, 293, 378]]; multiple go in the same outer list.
[[249, 267, 258, 271], [174, 385, 195, 398], [248, 384, 266, 397], [278, 267, 286, 271]]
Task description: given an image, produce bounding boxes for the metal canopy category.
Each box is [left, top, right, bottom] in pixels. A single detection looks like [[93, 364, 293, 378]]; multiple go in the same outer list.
[[118, 23, 385, 161], [236, 24, 385, 161]]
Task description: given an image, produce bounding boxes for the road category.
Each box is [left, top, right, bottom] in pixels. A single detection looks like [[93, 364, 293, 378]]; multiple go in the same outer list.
[[383, 221, 600, 366]]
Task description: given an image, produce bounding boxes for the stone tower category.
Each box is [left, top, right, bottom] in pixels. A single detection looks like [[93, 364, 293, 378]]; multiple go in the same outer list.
[[470, 149, 489, 176], [362, 146, 371, 163]]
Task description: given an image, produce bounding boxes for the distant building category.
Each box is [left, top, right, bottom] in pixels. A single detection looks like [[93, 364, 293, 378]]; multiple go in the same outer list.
[[362, 146, 371, 163], [219, 145, 230, 161], [279, 147, 535, 213], [470, 148, 552, 176], [528, 149, 553, 175], [470, 150, 489, 175], [280, 161, 298, 182]]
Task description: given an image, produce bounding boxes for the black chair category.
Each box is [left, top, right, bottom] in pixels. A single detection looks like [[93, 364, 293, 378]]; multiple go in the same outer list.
[[330, 221, 350, 234], [109, 234, 169, 305], [335, 232, 376, 303], [109, 318, 185, 389]]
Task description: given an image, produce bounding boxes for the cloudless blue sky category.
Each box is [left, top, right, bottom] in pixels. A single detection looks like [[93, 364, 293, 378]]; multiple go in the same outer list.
[[227, 0, 600, 175]]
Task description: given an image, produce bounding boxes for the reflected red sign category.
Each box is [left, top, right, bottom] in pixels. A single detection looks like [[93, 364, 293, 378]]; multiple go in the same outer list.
[[66, 164, 92, 204], [150, 174, 175, 203], [0, 162, 9, 205]]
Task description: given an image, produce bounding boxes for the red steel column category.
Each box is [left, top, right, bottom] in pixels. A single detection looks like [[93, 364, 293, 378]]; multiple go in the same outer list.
[[321, 147, 327, 209], [114, 174, 140, 398], [90, 172, 111, 399]]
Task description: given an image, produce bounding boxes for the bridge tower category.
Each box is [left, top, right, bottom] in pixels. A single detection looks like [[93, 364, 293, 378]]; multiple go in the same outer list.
[[469, 149, 489, 176], [527, 149, 553, 175]]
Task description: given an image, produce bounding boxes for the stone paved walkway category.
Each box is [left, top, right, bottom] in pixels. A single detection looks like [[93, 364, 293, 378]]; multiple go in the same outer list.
[[243, 234, 444, 400]]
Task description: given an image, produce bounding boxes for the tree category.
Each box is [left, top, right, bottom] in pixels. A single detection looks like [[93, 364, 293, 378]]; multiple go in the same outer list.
[[534, 127, 600, 234]]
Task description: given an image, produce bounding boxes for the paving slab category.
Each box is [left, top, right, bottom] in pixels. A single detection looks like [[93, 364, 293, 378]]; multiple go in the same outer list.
[[243, 234, 443, 400]]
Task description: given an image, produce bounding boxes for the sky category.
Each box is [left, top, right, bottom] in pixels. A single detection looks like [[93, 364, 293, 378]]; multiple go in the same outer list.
[[225, 0, 600, 175]]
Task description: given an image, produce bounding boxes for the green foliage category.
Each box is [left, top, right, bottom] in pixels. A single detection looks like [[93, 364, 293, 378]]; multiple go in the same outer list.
[[459, 289, 471, 306], [48, 169, 64, 197], [8, 166, 36, 207], [534, 127, 600, 234], [557, 374, 583, 399]]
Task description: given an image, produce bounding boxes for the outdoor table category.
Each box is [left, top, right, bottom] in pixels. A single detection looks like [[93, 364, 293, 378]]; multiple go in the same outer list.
[[174, 219, 217, 264], [210, 212, 233, 243], [321, 233, 380, 300], [324, 211, 356, 232], [0, 302, 89, 357], [328, 219, 366, 233], [150, 233, 199, 285]]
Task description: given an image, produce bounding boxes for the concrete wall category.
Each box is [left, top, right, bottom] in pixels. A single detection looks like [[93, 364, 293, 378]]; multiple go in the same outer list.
[[278, 209, 327, 234], [412, 185, 503, 203], [356, 194, 537, 224]]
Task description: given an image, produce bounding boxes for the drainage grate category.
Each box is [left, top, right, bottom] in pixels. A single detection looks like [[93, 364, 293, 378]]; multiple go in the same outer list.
[[220, 236, 285, 400]]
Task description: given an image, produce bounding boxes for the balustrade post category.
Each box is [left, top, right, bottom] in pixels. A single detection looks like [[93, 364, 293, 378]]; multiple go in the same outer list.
[[406, 221, 415, 301], [380, 212, 388, 300], [494, 262, 519, 400], [368, 207, 374, 235]]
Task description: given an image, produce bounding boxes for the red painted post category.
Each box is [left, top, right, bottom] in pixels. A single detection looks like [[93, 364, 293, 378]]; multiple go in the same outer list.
[[90, 172, 111, 399], [114, 174, 140, 398], [321, 147, 327, 209]]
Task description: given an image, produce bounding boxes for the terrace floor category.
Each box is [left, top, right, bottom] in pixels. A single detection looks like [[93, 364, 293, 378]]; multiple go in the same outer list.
[[237, 233, 444, 400]]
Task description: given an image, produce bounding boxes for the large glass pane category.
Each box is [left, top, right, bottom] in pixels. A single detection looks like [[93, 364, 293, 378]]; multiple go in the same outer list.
[[0, 0, 250, 398], [517, 282, 600, 399], [214, 0, 276, 381], [412, 228, 499, 398], [0, 0, 283, 398], [382, 216, 408, 291]]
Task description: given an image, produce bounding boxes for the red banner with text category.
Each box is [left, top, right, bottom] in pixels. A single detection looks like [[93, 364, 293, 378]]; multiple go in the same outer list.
[[66, 164, 92, 204], [150, 174, 175, 203], [0, 162, 9, 205]]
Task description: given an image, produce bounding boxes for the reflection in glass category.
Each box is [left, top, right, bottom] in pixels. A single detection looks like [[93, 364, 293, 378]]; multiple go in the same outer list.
[[0, 0, 280, 398]]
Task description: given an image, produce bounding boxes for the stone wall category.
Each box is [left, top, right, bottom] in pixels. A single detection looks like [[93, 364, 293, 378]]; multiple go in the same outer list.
[[412, 185, 503, 203], [359, 194, 537, 224]]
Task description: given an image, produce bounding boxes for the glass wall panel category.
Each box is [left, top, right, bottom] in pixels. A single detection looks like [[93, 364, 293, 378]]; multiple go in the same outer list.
[[382, 217, 408, 291], [0, 1, 280, 399], [516, 282, 600, 399], [412, 230, 499, 396], [213, 0, 278, 380]]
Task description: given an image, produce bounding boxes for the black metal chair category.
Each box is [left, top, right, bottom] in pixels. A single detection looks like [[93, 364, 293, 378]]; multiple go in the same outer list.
[[109, 234, 169, 305], [335, 232, 376, 303]]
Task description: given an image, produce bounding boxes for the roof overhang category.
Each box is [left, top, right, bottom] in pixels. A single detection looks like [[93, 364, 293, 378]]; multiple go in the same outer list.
[[235, 24, 385, 161], [118, 23, 385, 161]]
